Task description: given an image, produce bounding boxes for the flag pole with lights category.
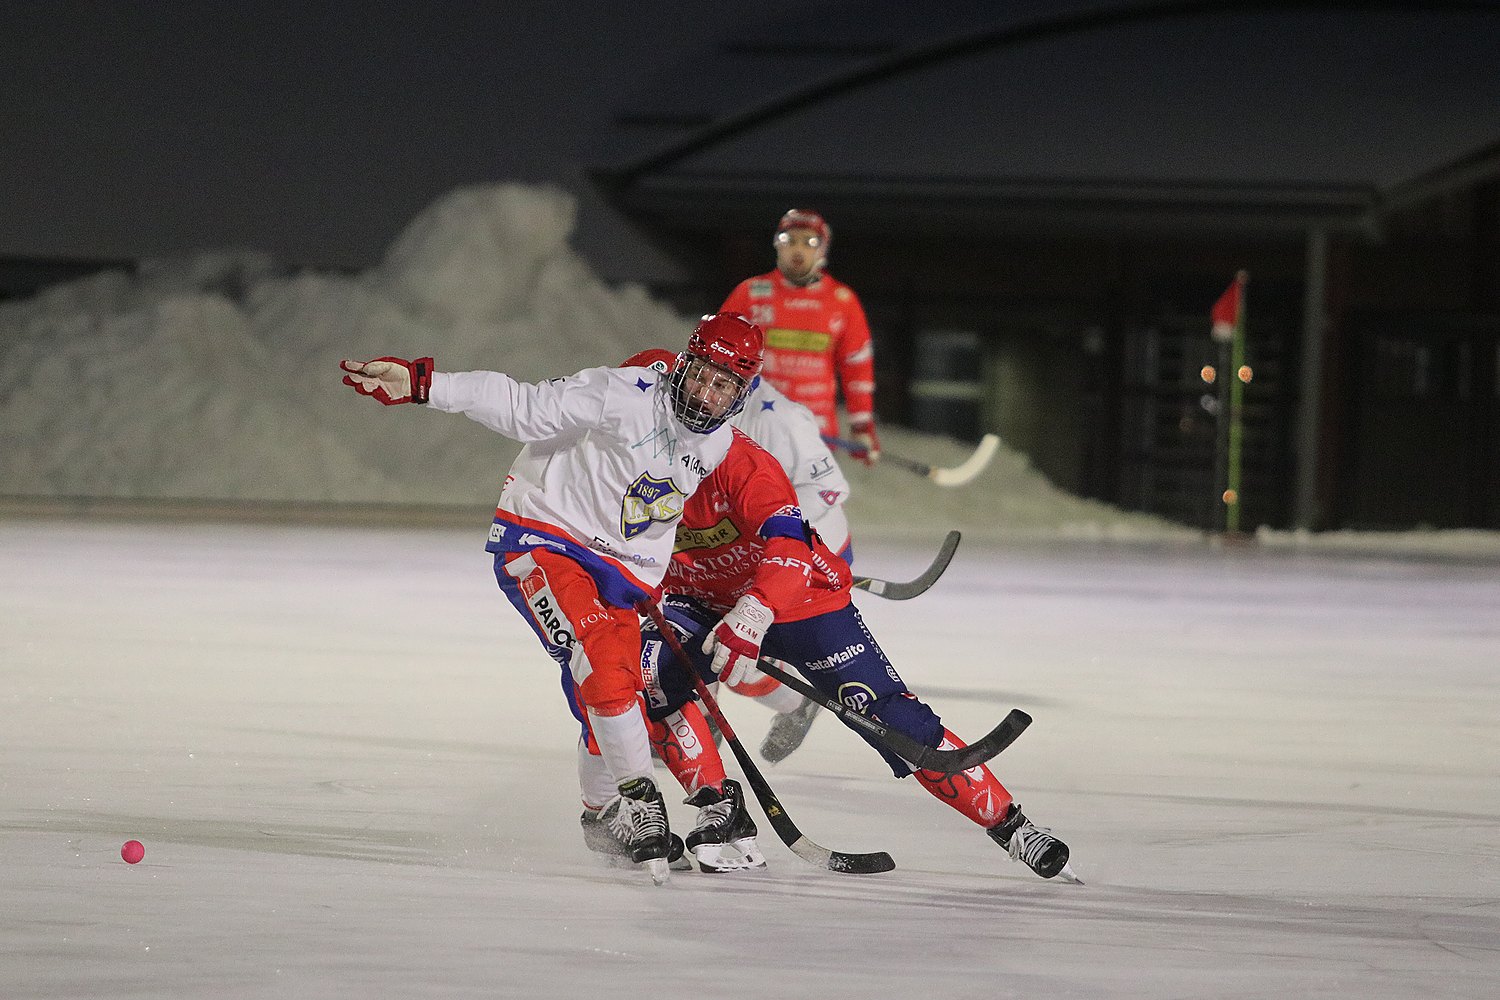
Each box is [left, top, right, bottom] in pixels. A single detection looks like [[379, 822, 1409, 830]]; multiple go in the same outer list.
[[1211, 271, 1249, 534]]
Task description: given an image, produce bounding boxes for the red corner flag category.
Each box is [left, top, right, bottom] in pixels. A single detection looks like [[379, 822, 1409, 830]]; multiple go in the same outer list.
[[1211, 273, 1244, 342], [1211, 270, 1249, 533]]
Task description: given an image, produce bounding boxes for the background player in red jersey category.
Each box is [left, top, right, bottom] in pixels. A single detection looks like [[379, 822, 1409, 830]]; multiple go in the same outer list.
[[719, 209, 881, 465]]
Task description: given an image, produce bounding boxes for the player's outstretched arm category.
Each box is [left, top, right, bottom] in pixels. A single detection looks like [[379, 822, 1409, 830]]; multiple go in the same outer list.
[[339, 357, 433, 405]]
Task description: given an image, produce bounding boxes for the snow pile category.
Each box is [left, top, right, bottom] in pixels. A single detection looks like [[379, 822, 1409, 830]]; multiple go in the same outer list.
[[839, 428, 1196, 543], [0, 184, 685, 505]]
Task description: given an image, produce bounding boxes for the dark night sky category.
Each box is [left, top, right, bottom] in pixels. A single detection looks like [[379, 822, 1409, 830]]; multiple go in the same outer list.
[[3, 2, 1498, 282], [0, 2, 819, 279]]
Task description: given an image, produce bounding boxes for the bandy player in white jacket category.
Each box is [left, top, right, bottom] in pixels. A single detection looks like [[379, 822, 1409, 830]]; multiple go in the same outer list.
[[340, 313, 766, 884]]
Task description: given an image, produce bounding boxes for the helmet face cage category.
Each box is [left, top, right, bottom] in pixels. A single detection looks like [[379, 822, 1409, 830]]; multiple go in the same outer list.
[[668, 312, 764, 432], [668, 355, 751, 433]]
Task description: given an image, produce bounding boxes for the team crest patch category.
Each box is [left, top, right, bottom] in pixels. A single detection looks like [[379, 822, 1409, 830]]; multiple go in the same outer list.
[[749, 279, 773, 298], [818, 489, 843, 507], [622, 472, 685, 540]]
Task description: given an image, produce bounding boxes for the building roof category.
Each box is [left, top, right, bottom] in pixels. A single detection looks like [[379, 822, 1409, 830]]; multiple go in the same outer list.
[[597, 1, 1500, 240]]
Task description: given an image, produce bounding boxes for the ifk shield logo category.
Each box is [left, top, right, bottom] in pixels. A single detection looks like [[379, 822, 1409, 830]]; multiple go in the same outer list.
[[621, 472, 685, 540]]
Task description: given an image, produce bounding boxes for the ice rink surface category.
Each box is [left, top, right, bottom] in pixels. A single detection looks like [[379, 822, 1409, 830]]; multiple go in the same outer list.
[[4, 517, 1498, 999]]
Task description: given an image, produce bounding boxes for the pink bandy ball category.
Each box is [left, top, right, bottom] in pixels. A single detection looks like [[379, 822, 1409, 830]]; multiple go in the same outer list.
[[121, 840, 145, 864]]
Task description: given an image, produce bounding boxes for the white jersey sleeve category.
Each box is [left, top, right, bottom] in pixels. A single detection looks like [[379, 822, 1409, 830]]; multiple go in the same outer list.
[[731, 378, 852, 552], [429, 367, 608, 441]]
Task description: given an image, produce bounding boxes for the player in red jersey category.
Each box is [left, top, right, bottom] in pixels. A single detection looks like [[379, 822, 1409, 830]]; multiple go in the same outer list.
[[719, 209, 881, 464], [620, 348, 841, 760], [638, 411, 1078, 881]]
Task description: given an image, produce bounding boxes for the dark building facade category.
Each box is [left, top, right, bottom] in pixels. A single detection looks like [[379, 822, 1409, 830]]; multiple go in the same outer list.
[[596, 3, 1500, 531]]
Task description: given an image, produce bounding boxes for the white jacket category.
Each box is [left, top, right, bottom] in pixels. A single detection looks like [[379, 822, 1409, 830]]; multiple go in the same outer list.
[[430, 364, 734, 604], [731, 377, 852, 553]]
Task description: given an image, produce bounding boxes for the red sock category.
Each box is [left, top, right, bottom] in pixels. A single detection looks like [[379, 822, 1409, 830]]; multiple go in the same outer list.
[[647, 701, 726, 799], [913, 729, 1013, 828]]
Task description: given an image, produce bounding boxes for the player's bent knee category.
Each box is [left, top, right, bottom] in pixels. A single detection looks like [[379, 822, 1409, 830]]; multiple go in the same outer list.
[[576, 671, 643, 716], [869, 691, 944, 748], [640, 636, 697, 720]]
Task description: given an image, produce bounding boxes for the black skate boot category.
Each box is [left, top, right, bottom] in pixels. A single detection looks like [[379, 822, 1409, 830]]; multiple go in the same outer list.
[[580, 810, 690, 872], [683, 779, 766, 873], [759, 698, 820, 764], [598, 776, 674, 884], [986, 803, 1080, 883]]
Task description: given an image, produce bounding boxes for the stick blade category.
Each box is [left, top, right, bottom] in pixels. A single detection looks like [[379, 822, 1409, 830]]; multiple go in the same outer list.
[[907, 530, 960, 591], [785, 832, 894, 874], [852, 530, 960, 600], [931, 433, 1000, 487], [911, 708, 1032, 774]]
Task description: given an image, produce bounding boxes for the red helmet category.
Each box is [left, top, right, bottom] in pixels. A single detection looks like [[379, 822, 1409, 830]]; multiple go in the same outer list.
[[620, 348, 678, 372], [775, 208, 830, 249], [685, 312, 764, 380], [670, 312, 765, 432]]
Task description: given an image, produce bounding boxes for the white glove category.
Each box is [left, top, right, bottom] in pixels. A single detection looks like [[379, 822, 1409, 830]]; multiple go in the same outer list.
[[702, 594, 772, 687], [340, 356, 433, 405]]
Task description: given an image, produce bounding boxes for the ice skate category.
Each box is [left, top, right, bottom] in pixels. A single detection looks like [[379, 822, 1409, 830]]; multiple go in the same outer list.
[[684, 778, 766, 873], [580, 810, 691, 872], [759, 697, 820, 764], [598, 776, 675, 884], [986, 802, 1080, 883]]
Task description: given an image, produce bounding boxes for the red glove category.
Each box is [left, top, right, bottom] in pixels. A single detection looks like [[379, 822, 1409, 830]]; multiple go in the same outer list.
[[701, 594, 772, 687], [849, 414, 881, 466], [340, 357, 434, 405]]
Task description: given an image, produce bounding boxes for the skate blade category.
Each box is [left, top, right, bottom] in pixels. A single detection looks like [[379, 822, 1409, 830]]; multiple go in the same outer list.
[[668, 834, 693, 871], [601, 853, 687, 876], [692, 839, 768, 873], [1053, 862, 1084, 885], [643, 857, 671, 885], [595, 839, 690, 873]]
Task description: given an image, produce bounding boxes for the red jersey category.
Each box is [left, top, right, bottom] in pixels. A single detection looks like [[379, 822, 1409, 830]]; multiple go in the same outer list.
[[720, 270, 874, 438], [664, 429, 850, 622]]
